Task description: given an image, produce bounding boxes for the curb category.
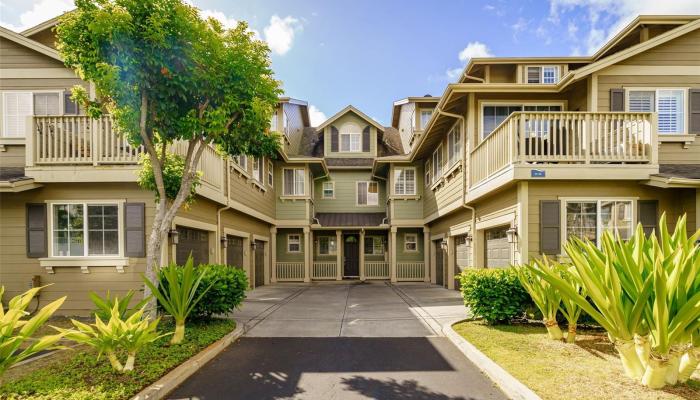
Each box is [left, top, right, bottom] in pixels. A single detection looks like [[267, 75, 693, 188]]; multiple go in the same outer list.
[[131, 323, 244, 400], [442, 318, 542, 400]]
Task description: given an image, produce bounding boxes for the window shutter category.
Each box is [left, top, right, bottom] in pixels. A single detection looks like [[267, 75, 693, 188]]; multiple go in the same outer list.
[[124, 202, 146, 257], [26, 203, 47, 258], [539, 200, 561, 255], [362, 126, 370, 152], [331, 126, 339, 152], [610, 88, 625, 111], [689, 89, 700, 135], [527, 67, 541, 83], [637, 200, 658, 237], [3, 92, 33, 137]]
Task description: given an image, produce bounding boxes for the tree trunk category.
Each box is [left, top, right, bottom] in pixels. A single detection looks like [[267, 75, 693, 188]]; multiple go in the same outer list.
[[642, 354, 669, 389], [678, 347, 700, 383], [107, 350, 124, 372], [615, 339, 645, 380]]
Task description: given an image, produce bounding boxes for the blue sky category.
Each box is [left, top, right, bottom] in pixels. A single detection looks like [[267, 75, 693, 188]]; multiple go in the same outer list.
[[2, 0, 699, 125]]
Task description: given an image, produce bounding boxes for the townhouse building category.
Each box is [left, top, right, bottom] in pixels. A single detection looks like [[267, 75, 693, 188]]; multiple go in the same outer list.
[[0, 15, 698, 314]]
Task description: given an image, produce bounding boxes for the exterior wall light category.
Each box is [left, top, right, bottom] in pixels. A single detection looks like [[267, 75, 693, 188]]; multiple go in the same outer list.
[[440, 239, 448, 251], [250, 241, 257, 251], [506, 226, 518, 244], [221, 236, 228, 248], [168, 229, 179, 245]]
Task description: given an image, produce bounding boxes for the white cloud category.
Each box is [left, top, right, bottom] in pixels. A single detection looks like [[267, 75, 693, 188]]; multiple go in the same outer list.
[[263, 15, 303, 56], [308, 105, 326, 127], [200, 9, 238, 30], [0, 0, 73, 32], [446, 67, 463, 80], [457, 41, 493, 63]]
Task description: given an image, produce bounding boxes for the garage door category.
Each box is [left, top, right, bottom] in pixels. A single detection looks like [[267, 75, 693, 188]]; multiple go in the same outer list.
[[226, 235, 244, 268], [454, 235, 472, 289], [176, 226, 209, 266], [485, 227, 510, 268]]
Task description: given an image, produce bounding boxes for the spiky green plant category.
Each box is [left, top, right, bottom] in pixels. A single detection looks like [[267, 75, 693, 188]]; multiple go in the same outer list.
[[142, 256, 215, 344], [678, 329, 700, 383], [89, 290, 150, 321], [0, 286, 66, 382], [517, 259, 563, 340], [556, 264, 586, 343]]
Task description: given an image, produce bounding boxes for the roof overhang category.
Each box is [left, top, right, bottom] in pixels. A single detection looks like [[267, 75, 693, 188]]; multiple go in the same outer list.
[[0, 26, 63, 62], [644, 176, 700, 188], [316, 105, 384, 132], [0, 178, 42, 192], [390, 96, 440, 128]]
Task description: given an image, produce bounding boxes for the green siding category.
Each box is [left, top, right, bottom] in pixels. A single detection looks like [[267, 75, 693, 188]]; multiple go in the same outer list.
[[276, 229, 305, 262], [396, 228, 424, 262], [323, 112, 377, 157], [314, 170, 387, 214], [391, 163, 424, 220], [275, 163, 308, 221], [313, 233, 338, 261]]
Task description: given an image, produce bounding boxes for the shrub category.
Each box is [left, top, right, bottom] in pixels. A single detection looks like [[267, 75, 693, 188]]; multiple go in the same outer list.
[[459, 268, 530, 325], [190, 264, 248, 319], [89, 290, 149, 321]]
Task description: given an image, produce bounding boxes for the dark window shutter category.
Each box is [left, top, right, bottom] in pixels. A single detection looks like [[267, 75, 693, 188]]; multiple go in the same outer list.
[[637, 200, 658, 237], [124, 202, 146, 257], [331, 126, 339, 152], [610, 88, 625, 111], [689, 89, 700, 135], [362, 126, 370, 152], [540, 200, 561, 255], [26, 203, 47, 258]]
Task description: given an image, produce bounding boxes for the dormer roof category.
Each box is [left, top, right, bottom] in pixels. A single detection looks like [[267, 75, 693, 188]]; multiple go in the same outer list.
[[316, 105, 384, 132]]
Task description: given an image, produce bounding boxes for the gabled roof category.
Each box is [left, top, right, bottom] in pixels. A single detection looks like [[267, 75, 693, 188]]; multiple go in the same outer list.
[[21, 14, 64, 37], [391, 96, 440, 128], [0, 26, 62, 62], [316, 105, 384, 132]]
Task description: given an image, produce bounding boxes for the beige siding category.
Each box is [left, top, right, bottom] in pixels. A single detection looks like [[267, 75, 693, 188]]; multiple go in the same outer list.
[[397, 102, 416, 150], [0, 144, 25, 168], [281, 102, 306, 155], [423, 128, 465, 218], [26, 30, 57, 49], [228, 158, 275, 218], [597, 75, 700, 112], [620, 29, 700, 66], [428, 207, 471, 236], [659, 141, 700, 164], [0, 37, 64, 69]]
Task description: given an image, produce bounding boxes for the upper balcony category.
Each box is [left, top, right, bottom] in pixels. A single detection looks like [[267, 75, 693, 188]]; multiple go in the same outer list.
[[468, 111, 658, 198]]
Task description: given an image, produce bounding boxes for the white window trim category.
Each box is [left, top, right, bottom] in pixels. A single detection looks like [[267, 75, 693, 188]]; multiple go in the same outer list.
[[364, 236, 385, 255], [393, 167, 417, 196], [479, 100, 567, 140], [282, 167, 306, 196], [267, 160, 274, 188], [322, 181, 335, 199], [317, 236, 337, 255], [559, 197, 637, 250], [356, 181, 379, 207], [431, 144, 443, 183], [287, 234, 301, 253], [340, 132, 362, 152], [447, 125, 462, 167], [404, 233, 418, 252], [47, 200, 125, 259], [232, 155, 249, 176], [419, 109, 433, 130], [624, 87, 689, 135], [424, 160, 432, 188], [526, 65, 560, 84]]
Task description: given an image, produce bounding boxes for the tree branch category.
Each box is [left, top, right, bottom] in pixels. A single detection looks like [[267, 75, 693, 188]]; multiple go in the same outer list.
[[137, 90, 167, 202]]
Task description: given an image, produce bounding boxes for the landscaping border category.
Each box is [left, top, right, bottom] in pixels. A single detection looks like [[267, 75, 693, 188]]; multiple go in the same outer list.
[[442, 318, 542, 400], [131, 323, 244, 400]]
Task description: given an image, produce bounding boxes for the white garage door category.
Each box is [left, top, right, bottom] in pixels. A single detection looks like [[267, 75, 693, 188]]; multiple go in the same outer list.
[[485, 227, 510, 268]]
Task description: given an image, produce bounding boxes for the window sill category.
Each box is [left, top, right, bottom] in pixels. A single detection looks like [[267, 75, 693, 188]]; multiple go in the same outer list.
[[444, 162, 461, 179], [279, 195, 308, 201], [0, 138, 25, 146], [658, 134, 695, 147], [39, 257, 129, 274], [231, 164, 250, 178], [247, 179, 267, 192], [429, 177, 445, 191], [391, 195, 421, 201]]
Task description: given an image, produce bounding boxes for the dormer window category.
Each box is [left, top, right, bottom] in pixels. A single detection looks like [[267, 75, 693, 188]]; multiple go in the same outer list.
[[340, 122, 362, 152], [270, 110, 278, 131], [419, 110, 433, 129], [526, 66, 559, 84]]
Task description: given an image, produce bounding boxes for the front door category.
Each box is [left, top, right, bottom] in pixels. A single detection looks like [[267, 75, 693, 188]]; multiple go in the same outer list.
[[254, 240, 265, 287], [435, 240, 445, 286], [226, 235, 244, 268], [343, 234, 359, 277]]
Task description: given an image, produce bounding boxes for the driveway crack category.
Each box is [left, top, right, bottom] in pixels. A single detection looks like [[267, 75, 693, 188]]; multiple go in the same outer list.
[[337, 284, 353, 336]]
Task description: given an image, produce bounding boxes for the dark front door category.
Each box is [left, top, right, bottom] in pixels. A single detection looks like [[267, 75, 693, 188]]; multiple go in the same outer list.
[[254, 240, 265, 287], [435, 240, 445, 286], [226, 235, 244, 268], [343, 235, 359, 277], [176, 226, 209, 266]]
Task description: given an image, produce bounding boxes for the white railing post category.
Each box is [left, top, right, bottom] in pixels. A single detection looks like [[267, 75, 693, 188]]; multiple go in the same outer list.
[[650, 113, 658, 164], [336, 230, 343, 281], [91, 118, 98, 166], [584, 113, 591, 164], [25, 116, 35, 167], [359, 229, 365, 281], [270, 227, 277, 283]]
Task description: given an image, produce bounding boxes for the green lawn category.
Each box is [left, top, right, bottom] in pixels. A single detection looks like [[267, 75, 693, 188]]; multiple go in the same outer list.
[[454, 321, 700, 400], [1, 318, 235, 400]]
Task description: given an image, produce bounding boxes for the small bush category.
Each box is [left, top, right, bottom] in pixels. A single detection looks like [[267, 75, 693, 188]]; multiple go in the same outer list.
[[459, 268, 531, 324], [190, 264, 248, 319]]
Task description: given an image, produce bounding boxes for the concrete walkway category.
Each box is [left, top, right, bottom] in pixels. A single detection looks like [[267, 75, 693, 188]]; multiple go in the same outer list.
[[169, 282, 505, 400]]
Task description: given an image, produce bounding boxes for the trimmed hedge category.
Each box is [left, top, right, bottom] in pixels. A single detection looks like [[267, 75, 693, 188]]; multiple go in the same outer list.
[[459, 268, 531, 324]]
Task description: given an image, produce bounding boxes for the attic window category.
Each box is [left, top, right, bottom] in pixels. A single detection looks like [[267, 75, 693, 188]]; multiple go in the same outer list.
[[526, 66, 558, 84]]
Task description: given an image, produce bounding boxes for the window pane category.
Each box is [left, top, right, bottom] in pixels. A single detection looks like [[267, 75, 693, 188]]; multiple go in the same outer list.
[[284, 169, 294, 195], [628, 91, 654, 112], [600, 201, 633, 239], [319, 237, 329, 254], [70, 230, 84, 256], [364, 237, 374, 254], [405, 169, 415, 194], [357, 182, 367, 205], [657, 90, 684, 134], [295, 169, 305, 195], [565, 201, 597, 244], [341, 135, 350, 151], [394, 169, 404, 195], [87, 205, 119, 256]]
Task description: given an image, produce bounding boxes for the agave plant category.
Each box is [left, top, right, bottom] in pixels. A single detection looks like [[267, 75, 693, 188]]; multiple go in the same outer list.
[[678, 328, 700, 383], [556, 264, 586, 343], [517, 259, 563, 340], [0, 286, 66, 382], [142, 256, 215, 344], [89, 290, 150, 321]]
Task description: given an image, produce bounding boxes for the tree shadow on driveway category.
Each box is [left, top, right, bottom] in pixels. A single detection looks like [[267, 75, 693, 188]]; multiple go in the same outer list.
[[342, 376, 475, 400]]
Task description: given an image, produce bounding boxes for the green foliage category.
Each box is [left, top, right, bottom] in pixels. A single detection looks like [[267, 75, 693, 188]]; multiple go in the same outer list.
[[0, 286, 66, 379], [89, 290, 149, 321], [0, 319, 235, 399], [142, 256, 215, 343], [189, 265, 248, 319], [136, 153, 200, 204], [516, 260, 562, 322], [459, 268, 531, 325]]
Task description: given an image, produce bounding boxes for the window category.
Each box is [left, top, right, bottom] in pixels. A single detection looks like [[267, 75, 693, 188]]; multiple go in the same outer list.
[[283, 110, 289, 132], [364, 236, 384, 255], [357, 181, 379, 206], [526, 66, 558, 84], [626, 89, 686, 135], [564, 199, 634, 246], [322, 181, 335, 199], [2, 92, 33, 137], [318, 236, 337, 255], [420, 110, 433, 129], [527, 67, 541, 83], [283, 168, 305, 196], [393, 167, 416, 195], [233, 155, 248, 171], [404, 234, 417, 252], [252, 158, 262, 182], [482, 104, 562, 138], [287, 234, 301, 253], [340, 132, 361, 152], [447, 126, 461, 166], [267, 160, 274, 187], [51, 203, 120, 257], [431, 145, 443, 183], [542, 67, 558, 84], [270, 110, 278, 131], [63, 92, 78, 115], [33, 93, 60, 116], [424, 160, 432, 187]]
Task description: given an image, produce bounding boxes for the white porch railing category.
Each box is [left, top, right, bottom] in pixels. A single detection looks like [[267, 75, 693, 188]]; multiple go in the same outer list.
[[30, 116, 144, 165], [312, 261, 337, 280], [469, 112, 656, 187], [397, 262, 425, 281], [276, 262, 304, 281], [365, 261, 389, 279]]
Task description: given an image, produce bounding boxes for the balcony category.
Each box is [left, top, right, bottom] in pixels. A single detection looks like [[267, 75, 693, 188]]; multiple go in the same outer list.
[[468, 111, 658, 193]]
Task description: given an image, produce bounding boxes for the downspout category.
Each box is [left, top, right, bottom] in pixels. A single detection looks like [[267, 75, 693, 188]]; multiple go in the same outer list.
[[216, 158, 232, 264]]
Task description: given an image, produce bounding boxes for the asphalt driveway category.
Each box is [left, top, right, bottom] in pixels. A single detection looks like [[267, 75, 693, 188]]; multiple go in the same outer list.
[[168, 282, 506, 400]]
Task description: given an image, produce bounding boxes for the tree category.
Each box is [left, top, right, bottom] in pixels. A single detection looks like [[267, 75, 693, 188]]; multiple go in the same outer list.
[[56, 0, 282, 306]]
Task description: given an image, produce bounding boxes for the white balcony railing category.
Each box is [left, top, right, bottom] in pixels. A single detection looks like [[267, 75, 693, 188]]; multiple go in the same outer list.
[[365, 261, 389, 279], [312, 261, 337, 280], [397, 262, 425, 281], [469, 112, 656, 187], [276, 262, 304, 281]]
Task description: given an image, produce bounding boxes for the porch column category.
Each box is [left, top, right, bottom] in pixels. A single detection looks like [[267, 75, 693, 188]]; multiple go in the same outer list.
[[423, 227, 430, 283], [303, 227, 311, 282], [270, 227, 277, 283], [336, 230, 342, 280], [390, 227, 397, 283], [447, 235, 456, 290], [359, 229, 366, 281]]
